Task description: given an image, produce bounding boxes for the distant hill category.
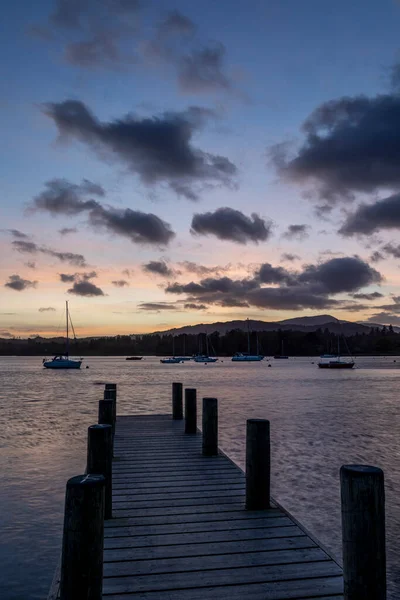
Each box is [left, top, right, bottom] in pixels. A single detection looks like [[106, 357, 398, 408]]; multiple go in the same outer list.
[[155, 315, 372, 337]]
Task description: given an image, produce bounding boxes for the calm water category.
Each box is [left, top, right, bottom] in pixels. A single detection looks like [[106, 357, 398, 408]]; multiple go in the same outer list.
[[1, 355, 400, 599]]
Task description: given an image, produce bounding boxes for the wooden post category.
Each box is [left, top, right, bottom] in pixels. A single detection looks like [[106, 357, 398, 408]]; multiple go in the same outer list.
[[60, 474, 105, 600], [87, 424, 113, 520], [185, 388, 197, 434], [172, 382, 183, 420], [104, 389, 117, 425], [99, 398, 115, 454], [245, 419, 270, 510], [340, 465, 386, 600], [202, 397, 218, 456]]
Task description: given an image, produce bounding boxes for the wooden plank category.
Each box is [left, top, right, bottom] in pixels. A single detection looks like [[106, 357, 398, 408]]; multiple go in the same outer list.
[[104, 525, 303, 550], [104, 577, 343, 599], [112, 485, 245, 501], [112, 502, 255, 519], [105, 509, 283, 528], [104, 516, 292, 538], [103, 561, 341, 594], [112, 494, 245, 510], [104, 534, 311, 562], [103, 546, 324, 577]]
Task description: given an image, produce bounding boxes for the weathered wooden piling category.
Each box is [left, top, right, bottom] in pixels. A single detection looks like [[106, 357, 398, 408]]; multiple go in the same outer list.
[[246, 418, 270, 510], [87, 424, 113, 519], [104, 388, 117, 424], [340, 465, 386, 600], [202, 397, 218, 456], [184, 388, 197, 434], [60, 474, 105, 600], [172, 382, 183, 420]]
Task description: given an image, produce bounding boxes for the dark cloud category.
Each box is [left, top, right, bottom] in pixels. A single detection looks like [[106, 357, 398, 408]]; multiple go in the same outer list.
[[365, 312, 400, 325], [111, 279, 129, 287], [191, 207, 271, 244], [59, 227, 78, 235], [5, 275, 37, 291], [272, 94, 400, 206], [382, 242, 400, 258], [370, 251, 384, 263], [352, 292, 384, 300], [65, 32, 125, 69], [156, 10, 196, 37], [166, 256, 382, 311], [122, 268, 134, 277], [339, 193, 400, 236], [43, 101, 237, 200], [2, 229, 29, 239], [142, 260, 174, 277], [184, 303, 207, 310], [138, 302, 179, 311], [282, 224, 310, 240], [12, 240, 87, 267], [336, 303, 372, 312], [178, 43, 232, 94], [25, 262, 36, 269], [179, 261, 225, 276], [60, 271, 97, 283], [68, 281, 105, 297], [31, 178, 175, 246], [31, 178, 104, 215], [39, 306, 56, 312], [281, 253, 300, 262]]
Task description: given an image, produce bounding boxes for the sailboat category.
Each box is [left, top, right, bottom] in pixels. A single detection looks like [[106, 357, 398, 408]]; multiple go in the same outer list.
[[232, 320, 264, 361], [43, 302, 82, 369], [274, 340, 289, 359], [318, 335, 355, 369], [194, 333, 218, 363], [174, 334, 192, 361], [160, 336, 183, 364]]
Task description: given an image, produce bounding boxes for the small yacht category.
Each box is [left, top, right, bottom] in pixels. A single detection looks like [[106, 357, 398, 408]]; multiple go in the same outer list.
[[160, 357, 182, 364], [43, 302, 82, 369], [232, 320, 263, 362], [318, 335, 355, 369]]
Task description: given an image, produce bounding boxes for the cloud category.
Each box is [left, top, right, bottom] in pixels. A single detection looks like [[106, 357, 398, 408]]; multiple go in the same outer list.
[[138, 302, 179, 311], [5, 275, 37, 291], [166, 256, 382, 311], [111, 279, 129, 287], [60, 271, 97, 283], [282, 224, 310, 240], [178, 261, 226, 276], [370, 251, 384, 263], [122, 268, 134, 277], [191, 207, 272, 244], [12, 239, 87, 267], [39, 306, 56, 312], [272, 94, 400, 206], [365, 312, 400, 325], [382, 242, 400, 258], [339, 193, 400, 236], [2, 229, 29, 239], [31, 178, 175, 246], [43, 101, 237, 200], [351, 292, 384, 300], [178, 43, 232, 94], [281, 253, 300, 262], [68, 280, 105, 296], [59, 227, 77, 235], [25, 262, 36, 269], [142, 260, 174, 277], [184, 303, 207, 310]]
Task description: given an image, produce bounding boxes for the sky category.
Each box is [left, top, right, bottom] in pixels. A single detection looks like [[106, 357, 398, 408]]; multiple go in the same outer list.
[[2, 0, 400, 337]]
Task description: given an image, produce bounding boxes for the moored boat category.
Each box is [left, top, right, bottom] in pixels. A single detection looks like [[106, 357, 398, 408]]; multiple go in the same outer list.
[[318, 335, 355, 369], [126, 356, 143, 361], [232, 320, 264, 362], [160, 357, 183, 364], [43, 302, 82, 369]]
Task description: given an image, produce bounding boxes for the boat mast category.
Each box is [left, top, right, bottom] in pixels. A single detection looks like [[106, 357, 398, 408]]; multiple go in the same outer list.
[[183, 334, 185, 356], [66, 300, 69, 357], [172, 335, 175, 357], [205, 333, 209, 356], [247, 319, 250, 354], [337, 334, 340, 359]]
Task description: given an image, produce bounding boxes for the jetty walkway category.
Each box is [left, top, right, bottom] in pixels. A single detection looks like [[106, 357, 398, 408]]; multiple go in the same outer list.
[[49, 382, 387, 600]]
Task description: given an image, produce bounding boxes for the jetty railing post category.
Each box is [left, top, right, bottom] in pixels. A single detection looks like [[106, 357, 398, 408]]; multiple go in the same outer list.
[[340, 465, 386, 600], [202, 397, 218, 456], [172, 382, 183, 420], [246, 419, 270, 510], [87, 424, 113, 519], [99, 398, 115, 452], [104, 387, 117, 426], [185, 388, 197, 434], [60, 474, 105, 600]]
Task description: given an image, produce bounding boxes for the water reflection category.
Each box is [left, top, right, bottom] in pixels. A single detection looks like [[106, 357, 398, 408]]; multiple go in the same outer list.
[[0, 356, 399, 599]]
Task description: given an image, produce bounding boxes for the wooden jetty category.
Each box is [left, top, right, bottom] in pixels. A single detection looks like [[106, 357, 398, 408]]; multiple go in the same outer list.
[[49, 382, 387, 600]]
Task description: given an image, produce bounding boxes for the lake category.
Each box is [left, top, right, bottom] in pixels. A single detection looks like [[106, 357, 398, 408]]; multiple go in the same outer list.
[[1, 355, 399, 599]]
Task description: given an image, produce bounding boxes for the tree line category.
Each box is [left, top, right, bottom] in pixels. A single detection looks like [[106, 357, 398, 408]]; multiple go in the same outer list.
[[1, 325, 400, 356]]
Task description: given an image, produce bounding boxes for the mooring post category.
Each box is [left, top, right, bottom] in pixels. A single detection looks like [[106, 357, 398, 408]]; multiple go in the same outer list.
[[172, 382, 183, 420], [202, 397, 218, 456], [87, 424, 113, 519], [185, 388, 197, 434], [340, 465, 386, 600], [104, 386, 117, 425], [99, 398, 115, 453], [60, 474, 105, 600], [245, 419, 270, 510]]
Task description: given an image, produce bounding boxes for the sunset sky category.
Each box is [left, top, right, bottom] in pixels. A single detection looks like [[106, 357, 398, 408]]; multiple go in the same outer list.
[[2, 0, 400, 337]]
